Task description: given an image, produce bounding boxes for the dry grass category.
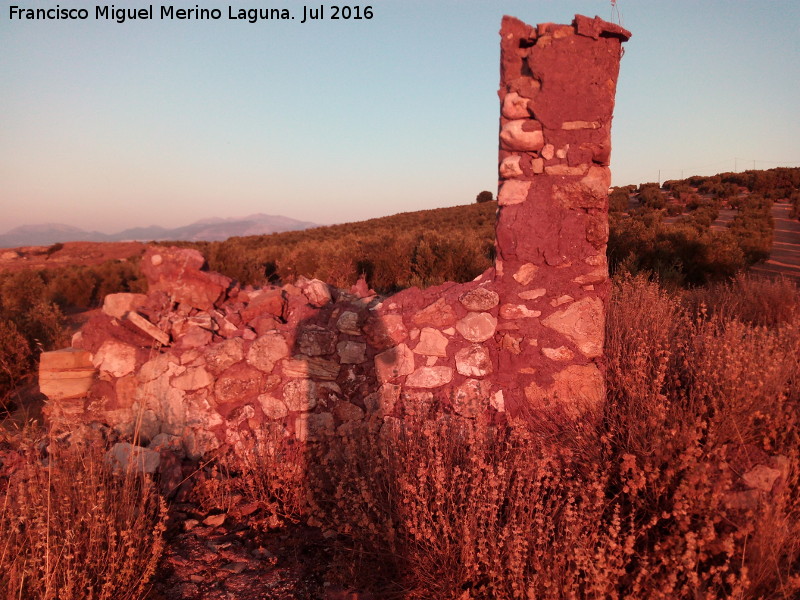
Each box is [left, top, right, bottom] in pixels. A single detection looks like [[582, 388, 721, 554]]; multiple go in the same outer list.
[[0, 429, 167, 600]]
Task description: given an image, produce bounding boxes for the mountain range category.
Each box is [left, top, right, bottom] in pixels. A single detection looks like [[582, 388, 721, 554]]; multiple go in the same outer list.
[[0, 214, 318, 248]]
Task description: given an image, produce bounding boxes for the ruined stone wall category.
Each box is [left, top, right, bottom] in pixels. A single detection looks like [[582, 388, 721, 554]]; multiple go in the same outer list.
[[39, 14, 630, 460], [494, 15, 630, 415]]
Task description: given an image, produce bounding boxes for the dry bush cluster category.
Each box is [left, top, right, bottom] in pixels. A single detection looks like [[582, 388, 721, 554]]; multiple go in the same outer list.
[[0, 431, 167, 600]]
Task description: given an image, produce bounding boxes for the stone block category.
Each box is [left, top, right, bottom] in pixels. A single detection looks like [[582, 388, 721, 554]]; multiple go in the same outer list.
[[102, 293, 148, 319], [39, 348, 95, 401]]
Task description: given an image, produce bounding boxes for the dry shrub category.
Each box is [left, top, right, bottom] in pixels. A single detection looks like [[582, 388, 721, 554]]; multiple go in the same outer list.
[[0, 432, 167, 600], [684, 273, 799, 327], [300, 414, 623, 600], [606, 274, 800, 599]]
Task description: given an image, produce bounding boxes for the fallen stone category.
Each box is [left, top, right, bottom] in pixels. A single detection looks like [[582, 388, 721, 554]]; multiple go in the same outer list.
[[102, 293, 148, 319], [241, 288, 286, 322], [203, 513, 226, 527], [299, 278, 332, 307], [107, 442, 160, 475], [742, 464, 782, 492], [512, 263, 539, 286]]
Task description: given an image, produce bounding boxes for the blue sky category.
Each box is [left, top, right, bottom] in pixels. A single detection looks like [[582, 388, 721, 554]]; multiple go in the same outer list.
[[1, 0, 798, 233]]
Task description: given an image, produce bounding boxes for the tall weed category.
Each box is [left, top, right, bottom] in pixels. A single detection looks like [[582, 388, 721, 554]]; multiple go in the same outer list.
[[0, 431, 167, 600]]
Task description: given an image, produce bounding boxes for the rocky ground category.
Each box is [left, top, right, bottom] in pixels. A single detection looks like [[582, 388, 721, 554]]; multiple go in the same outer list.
[[145, 505, 337, 600]]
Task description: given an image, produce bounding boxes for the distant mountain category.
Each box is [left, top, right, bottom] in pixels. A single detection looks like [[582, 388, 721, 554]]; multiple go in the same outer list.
[[0, 214, 318, 247]]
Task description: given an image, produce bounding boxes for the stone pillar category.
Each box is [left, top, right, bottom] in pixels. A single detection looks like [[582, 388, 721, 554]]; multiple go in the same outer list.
[[494, 15, 630, 417]]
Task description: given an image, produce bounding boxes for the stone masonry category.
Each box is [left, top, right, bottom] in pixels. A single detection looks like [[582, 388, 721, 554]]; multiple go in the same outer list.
[[39, 15, 631, 460]]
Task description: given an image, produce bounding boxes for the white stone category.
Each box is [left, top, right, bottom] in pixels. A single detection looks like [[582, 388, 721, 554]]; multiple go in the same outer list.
[[102, 293, 148, 319], [500, 119, 544, 152], [258, 394, 288, 420], [502, 92, 530, 119], [455, 345, 493, 377], [499, 304, 541, 319], [499, 155, 524, 178], [92, 340, 137, 378], [456, 312, 497, 343], [498, 180, 531, 206], [541, 297, 604, 358], [107, 443, 160, 475], [513, 263, 539, 286], [413, 328, 449, 357], [336, 311, 361, 335], [453, 378, 491, 417], [541, 346, 575, 361], [282, 379, 317, 412], [405, 366, 453, 388], [375, 343, 415, 384], [518, 288, 547, 301], [295, 412, 334, 442], [172, 366, 214, 391]]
